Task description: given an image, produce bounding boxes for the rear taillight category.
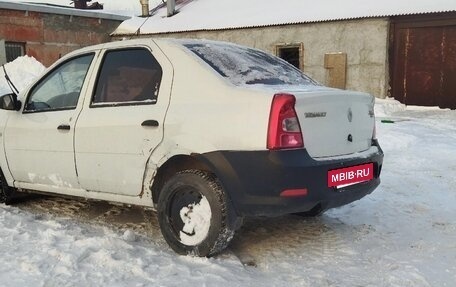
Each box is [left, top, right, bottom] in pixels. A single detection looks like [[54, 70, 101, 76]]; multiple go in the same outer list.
[[267, 93, 304, 150]]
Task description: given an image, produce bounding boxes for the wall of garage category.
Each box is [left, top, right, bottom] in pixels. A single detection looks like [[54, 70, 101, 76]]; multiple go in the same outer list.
[[115, 18, 390, 99]]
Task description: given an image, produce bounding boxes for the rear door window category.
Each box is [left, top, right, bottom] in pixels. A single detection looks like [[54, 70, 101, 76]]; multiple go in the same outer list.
[[182, 41, 318, 86], [92, 48, 162, 106]]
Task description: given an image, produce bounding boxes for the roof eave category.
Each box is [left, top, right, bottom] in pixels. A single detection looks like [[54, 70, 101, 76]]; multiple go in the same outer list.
[[112, 10, 456, 37]]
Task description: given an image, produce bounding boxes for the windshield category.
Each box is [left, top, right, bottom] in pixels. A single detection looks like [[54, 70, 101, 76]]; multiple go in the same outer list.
[[181, 40, 318, 86]]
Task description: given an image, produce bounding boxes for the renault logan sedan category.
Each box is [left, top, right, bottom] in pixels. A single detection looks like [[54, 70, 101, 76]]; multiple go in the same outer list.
[[0, 38, 383, 256]]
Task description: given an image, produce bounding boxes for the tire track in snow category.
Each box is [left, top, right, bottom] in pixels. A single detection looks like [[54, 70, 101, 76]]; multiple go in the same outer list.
[[16, 195, 161, 239], [6, 190, 451, 286], [16, 195, 359, 275], [230, 215, 356, 267]]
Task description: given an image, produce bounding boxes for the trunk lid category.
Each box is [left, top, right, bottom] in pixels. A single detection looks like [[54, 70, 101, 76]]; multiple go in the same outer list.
[[291, 88, 375, 158]]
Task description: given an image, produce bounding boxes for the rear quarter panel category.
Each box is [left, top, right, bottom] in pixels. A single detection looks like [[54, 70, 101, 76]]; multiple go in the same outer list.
[[151, 40, 273, 165]]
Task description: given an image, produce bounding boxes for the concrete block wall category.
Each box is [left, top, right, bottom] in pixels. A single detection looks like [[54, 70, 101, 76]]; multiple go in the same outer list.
[[117, 18, 390, 98]]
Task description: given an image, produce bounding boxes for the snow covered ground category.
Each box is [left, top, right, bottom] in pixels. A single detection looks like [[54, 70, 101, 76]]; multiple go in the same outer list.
[[1, 58, 455, 286]]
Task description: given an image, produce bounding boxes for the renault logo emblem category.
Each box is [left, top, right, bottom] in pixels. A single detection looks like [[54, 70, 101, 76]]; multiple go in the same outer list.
[[347, 108, 353, 122]]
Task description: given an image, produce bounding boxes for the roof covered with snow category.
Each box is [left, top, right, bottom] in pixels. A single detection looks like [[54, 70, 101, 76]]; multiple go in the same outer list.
[[113, 0, 456, 36], [0, 0, 130, 21]]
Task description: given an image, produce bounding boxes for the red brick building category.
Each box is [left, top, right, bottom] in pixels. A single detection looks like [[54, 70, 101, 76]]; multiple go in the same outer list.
[[0, 1, 129, 66]]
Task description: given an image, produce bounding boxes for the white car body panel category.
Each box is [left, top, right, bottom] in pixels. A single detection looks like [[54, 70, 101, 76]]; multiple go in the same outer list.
[[5, 109, 80, 188], [4, 53, 99, 190], [0, 110, 16, 185], [14, 181, 154, 207], [74, 42, 173, 197], [292, 89, 374, 158], [153, 40, 272, 153], [0, 38, 377, 209]]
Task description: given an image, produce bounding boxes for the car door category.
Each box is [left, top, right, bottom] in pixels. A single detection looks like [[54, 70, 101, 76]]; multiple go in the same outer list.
[[4, 53, 96, 190], [74, 45, 172, 196]]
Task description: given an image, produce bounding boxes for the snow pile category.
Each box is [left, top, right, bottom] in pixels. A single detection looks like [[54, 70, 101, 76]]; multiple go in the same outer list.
[[0, 204, 268, 286], [374, 97, 406, 117], [0, 56, 46, 98]]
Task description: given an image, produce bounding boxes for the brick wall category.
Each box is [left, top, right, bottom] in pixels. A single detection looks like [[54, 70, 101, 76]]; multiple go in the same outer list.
[[0, 9, 122, 66]]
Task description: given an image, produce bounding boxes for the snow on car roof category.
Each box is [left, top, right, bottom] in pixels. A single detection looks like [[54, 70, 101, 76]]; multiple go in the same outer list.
[[113, 0, 456, 35]]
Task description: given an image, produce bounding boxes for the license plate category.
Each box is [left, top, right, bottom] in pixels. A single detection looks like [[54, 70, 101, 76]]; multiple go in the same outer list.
[[328, 163, 374, 188]]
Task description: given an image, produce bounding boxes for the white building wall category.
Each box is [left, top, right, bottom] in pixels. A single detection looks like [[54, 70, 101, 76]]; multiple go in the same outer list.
[[115, 18, 390, 98]]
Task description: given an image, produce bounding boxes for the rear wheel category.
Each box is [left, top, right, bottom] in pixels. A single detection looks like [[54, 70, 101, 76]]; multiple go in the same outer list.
[[157, 170, 237, 257]]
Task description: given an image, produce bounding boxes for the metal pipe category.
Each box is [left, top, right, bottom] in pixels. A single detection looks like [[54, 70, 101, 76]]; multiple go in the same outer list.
[[167, 0, 175, 17], [139, 0, 149, 17]]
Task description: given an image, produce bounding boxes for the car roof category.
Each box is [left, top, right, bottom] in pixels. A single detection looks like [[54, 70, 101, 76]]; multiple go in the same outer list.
[[64, 38, 242, 59]]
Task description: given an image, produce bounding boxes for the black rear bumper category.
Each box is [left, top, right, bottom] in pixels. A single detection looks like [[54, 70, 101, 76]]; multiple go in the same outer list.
[[197, 141, 383, 217]]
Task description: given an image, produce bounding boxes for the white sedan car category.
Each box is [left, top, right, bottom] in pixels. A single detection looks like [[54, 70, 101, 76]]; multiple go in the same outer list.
[[0, 38, 383, 256]]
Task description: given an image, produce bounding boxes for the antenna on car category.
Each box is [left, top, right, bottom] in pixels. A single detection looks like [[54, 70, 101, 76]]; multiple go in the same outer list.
[[1, 64, 19, 96]]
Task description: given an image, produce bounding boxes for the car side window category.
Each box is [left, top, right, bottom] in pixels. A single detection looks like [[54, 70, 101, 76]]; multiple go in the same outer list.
[[92, 48, 162, 106], [24, 54, 94, 113]]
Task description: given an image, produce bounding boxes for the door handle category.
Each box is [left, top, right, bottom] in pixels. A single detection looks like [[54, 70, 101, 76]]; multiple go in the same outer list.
[[57, 124, 71, 131], [141, 120, 159, 127]]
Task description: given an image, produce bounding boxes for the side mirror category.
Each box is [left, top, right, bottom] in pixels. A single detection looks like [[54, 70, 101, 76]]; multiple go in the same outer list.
[[0, 93, 21, 111]]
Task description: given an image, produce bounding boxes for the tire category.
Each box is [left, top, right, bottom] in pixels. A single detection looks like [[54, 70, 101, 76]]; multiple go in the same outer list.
[[157, 170, 237, 257], [0, 169, 14, 205]]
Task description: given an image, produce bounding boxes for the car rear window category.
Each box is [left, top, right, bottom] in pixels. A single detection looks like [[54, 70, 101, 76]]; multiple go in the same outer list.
[[181, 41, 318, 86]]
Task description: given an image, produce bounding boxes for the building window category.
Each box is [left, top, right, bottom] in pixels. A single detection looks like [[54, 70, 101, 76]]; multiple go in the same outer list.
[[275, 43, 304, 71], [5, 42, 25, 62]]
